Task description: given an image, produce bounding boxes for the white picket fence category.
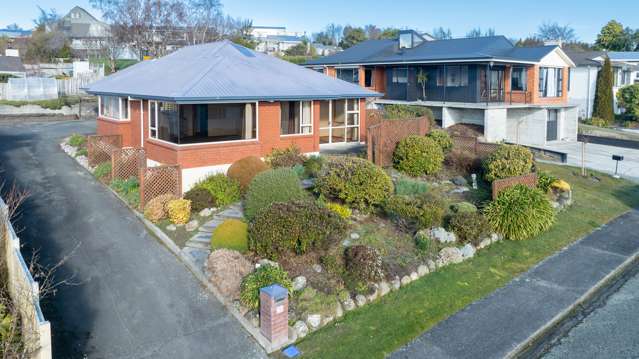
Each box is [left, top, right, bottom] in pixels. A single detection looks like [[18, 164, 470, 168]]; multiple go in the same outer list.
[[1, 198, 52, 359], [0, 73, 102, 100]]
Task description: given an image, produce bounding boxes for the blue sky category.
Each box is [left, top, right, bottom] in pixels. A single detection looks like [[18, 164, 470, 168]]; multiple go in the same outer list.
[[2, 0, 637, 42]]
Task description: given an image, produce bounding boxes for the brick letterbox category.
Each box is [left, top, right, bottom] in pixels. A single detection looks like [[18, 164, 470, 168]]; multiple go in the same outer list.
[[260, 284, 289, 347]]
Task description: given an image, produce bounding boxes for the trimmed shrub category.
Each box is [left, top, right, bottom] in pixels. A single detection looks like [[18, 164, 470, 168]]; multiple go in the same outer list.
[[325, 202, 352, 219], [484, 184, 555, 240], [537, 171, 558, 193], [483, 144, 534, 182], [445, 149, 482, 175], [93, 161, 111, 180], [167, 199, 191, 225], [592, 57, 614, 124], [393, 135, 444, 176], [239, 264, 293, 310], [211, 219, 248, 253], [249, 201, 347, 260], [184, 187, 215, 212], [206, 249, 253, 299], [344, 245, 384, 283], [427, 129, 453, 152], [617, 84, 639, 119], [383, 104, 433, 120], [315, 156, 393, 212], [450, 201, 477, 214], [384, 193, 446, 230], [266, 145, 305, 168], [196, 173, 241, 207], [227, 156, 269, 192], [68, 133, 86, 147], [586, 117, 608, 127], [303, 155, 324, 178], [551, 179, 571, 192], [394, 176, 428, 196], [448, 211, 492, 246], [143, 193, 178, 223], [244, 168, 308, 220]]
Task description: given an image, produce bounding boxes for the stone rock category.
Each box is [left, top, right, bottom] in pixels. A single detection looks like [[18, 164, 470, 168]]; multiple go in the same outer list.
[[322, 315, 334, 325], [438, 247, 464, 266], [312, 264, 323, 273], [185, 219, 199, 232], [410, 271, 419, 281], [417, 264, 429, 277], [293, 321, 309, 338], [288, 326, 298, 342], [341, 239, 352, 247], [460, 244, 476, 259], [166, 224, 177, 231], [400, 275, 412, 286], [199, 208, 214, 217], [350, 232, 360, 240], [491, 233, 503, 243], [451, 176, 468, 186], [335, 302, 344, 318], [391, 277, 401, 291], [551, 201, 561, 209], [378, 281, 391, 296], [245, 311, 259, 328], [292, 276, 307, 291], [342, 298, 356, 311], [355, 294, 367, 307], [366, 285, 379, 302], [306, 314, 321, 329], [429, 227, 457, 244], [477, 237, 492, 250], [426, 260, 437, 272], [449, 186, 470, 194], [255, 258, 279, 269]]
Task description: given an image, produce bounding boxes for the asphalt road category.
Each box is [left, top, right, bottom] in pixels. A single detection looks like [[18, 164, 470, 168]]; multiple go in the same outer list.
[[0, 119, 266, 358], [543, 269, 639, 359]]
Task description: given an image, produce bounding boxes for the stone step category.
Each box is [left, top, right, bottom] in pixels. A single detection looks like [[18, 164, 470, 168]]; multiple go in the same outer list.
[[189, 232, 211, 245], [182, 247, 210, 270], [185, 239, 210, 250], [200, 219, 225, 232], [218, 208, 244, 219]]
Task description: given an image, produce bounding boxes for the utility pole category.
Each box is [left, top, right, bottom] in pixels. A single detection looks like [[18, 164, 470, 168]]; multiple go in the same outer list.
[[581, 140, 586, 176]]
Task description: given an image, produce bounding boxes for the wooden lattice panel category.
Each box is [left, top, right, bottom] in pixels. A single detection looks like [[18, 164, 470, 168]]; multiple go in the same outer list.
[[139, 165, 181, 209], [451, 136, 499, 158], [87, 135, 121, 167], [366, 116, 431, 167], [112, 148, 146, 181], [492, 172, 538, 199]]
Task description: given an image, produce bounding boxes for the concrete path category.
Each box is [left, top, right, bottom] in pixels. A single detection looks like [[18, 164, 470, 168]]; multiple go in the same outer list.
[[541, 141, 639, 181], [0, 119, 266, 358], [390, 209, 639, 359]]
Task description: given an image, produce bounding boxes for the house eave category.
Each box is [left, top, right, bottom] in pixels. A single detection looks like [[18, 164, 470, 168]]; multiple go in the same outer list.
[[305, 57, 539, 67]]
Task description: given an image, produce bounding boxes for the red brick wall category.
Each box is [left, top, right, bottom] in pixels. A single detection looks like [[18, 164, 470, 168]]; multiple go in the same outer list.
[[96, 117, 133, 147]]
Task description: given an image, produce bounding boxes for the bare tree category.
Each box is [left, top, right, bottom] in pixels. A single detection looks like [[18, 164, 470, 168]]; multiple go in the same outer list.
[[184, 0, 223, 45]]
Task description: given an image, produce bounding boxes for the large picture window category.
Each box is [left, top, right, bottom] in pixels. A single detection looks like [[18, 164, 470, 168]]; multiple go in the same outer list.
[[539, 67, 563, 97], [511, 67, 527, 91], [99, 95, 128, 120], [281, 101, 313, 135], [337, 68, 359, 84], [148, 101, 257, 144], [319, 99, 360, 144]]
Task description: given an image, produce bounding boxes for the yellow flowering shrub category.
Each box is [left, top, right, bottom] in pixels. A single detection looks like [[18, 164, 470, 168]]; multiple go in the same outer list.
[[325, 202, 352, 219], [551, 179, 571, 192], [167, 199, 192, 224]]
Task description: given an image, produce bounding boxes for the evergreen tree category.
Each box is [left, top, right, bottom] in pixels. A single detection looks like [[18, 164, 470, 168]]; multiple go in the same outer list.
[[592, 56, 614, 124]]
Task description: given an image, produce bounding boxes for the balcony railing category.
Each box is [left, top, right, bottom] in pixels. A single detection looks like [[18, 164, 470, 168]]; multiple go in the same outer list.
[[481, 89, 533, 104]]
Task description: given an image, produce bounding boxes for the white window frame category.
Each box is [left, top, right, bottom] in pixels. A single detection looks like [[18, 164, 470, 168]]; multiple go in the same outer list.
[[98, 95, 129, 121], [281, 100, 314, 136], [318, 99, 361, 144], [147, 100, 259, 146]]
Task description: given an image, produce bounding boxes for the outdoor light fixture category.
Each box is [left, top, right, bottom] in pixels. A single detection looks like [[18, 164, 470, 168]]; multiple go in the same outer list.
[[612, 154, 624, 178]]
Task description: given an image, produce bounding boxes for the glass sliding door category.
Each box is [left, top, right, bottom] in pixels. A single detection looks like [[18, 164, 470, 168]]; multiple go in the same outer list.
[[318, 99, 361, 144]]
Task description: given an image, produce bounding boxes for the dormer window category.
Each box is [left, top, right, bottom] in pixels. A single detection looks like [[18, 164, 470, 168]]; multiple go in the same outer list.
[[398, 30, 426, 49]]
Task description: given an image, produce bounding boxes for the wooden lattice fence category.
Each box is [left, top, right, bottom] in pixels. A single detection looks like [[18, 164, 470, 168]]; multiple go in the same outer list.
[[139, 165, 181, 209], [87, 135, 122, 167], [451, 135, 500, 158], [112, 148, 146, 181], [367, 116, 431, 167], [492, 172, 539, 199]]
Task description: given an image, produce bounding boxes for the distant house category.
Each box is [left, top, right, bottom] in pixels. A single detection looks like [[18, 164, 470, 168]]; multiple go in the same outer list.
[[0, 55, 26, 78], [251, 26, 306, 55], [0, 28, 32, 38], [566, 50, 639, 119], [306, 30, 578, 146], [59, 6, 110, 58], [86, 41, 378, 191], [313, 43, 342, 56]]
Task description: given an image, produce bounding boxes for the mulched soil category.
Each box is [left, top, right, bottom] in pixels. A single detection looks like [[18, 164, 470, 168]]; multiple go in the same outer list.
[[446, 123, 484, 138]]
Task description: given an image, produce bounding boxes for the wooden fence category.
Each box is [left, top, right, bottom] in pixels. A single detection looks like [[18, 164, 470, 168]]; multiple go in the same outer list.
[[87, 134, 122, 167], [1, 198, 52, 359], [367, 116, 431, 167], [492, 172, 539, 199], [450, 135, 500, 158], [112, 148, 146, 181]]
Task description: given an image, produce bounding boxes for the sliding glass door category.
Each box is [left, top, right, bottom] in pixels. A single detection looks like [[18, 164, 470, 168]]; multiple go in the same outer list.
[[319, 99, 360, 144]]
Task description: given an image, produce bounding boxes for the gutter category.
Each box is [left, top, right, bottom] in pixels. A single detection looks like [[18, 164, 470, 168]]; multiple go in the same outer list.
[[85, 92, 383, 103]]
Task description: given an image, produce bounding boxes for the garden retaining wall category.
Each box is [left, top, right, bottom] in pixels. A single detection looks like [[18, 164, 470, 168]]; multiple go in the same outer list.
[[492, 172, 539, 199]]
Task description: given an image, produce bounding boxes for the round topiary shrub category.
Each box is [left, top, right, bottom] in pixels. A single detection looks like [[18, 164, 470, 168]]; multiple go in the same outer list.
[[483, 144, 534, 182], [383, 193, 446, 230], [484, 184, 555, 240], [184, 187, 215, 212], [240, 264, 293, 310], [393, 135, 444, 176], [244, 168, 308, 220], [167, 198, 191, 225], [448, 211, 492, 246], [227, 156, 270, 192], [315, 156, 393, 212], [143, 193, 178, 223], [196, 173, 241, 207], [266, 145, 306, 168], [344, 245, 384, 283], [249, 201, 347, 260], [427, 129, 453, 153], [211, 219, 248, 253]]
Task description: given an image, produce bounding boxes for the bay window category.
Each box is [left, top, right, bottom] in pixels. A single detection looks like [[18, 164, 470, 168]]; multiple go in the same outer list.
[[281, 101, 313, 135], [99, 95, 128, 120], [511, 67, 527, 91]]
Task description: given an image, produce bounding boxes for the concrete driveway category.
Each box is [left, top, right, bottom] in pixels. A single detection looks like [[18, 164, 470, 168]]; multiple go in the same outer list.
[[0, 119, 266, 358], [541, 141, 639, 182]]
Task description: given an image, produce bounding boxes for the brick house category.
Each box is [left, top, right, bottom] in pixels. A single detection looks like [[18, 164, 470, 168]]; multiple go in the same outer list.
[[86, 40, 379, 191], [305, 30, 578, 146]]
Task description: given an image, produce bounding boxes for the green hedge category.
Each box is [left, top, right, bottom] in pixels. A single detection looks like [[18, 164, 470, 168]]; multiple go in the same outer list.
[[244, 168, 308, 220], [393, 135, 444, 176], [483, 144, 533, 182]]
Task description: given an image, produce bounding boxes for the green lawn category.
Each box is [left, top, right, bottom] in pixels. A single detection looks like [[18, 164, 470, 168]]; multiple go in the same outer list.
[[288, 164, 639, 359]]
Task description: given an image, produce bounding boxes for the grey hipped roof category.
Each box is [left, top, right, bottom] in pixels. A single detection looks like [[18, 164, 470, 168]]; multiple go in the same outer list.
[[86, 41, 379, 102], [0, 56, 26, 73], [564, 50, 605, 67], [305, 36, 559, 66]]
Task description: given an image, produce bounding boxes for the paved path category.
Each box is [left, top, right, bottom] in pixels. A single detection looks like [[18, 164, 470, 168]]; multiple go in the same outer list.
[[543, 269, 639, 358], [0, 119, 265, 358], [390, 209, 639, 359]]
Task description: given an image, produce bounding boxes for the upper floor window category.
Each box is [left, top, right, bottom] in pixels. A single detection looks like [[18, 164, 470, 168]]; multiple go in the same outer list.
[[337, 68, 359, 84], [539, 67, 563, 98], [399, 33, 412, 49], [364, 68, 373, 87], [281, 101, 313, 135], [391, 68, 408, 84], [99, 95, 128, 120], [511, 67, 527, 91]]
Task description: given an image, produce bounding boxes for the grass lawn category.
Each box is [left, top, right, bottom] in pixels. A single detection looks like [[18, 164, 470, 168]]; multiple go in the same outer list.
[[288, 163, 639, 359]]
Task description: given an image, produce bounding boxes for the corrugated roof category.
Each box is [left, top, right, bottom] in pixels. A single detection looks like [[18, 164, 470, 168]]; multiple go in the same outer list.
[[0, 56, 25, 72], [306, 36, 562, 66], [86, 40, 379, 102]]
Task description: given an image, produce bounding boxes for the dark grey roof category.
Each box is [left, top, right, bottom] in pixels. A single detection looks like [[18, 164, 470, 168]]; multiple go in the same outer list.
[[0, 56, 25, 72], [564, 50, 605, 67], [305, 36, 562, 66], [607, 52, 639, 61], [86, 40, 379, 102]]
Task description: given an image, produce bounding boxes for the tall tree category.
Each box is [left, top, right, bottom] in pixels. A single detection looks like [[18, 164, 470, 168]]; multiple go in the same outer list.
[[515, 37, 544, 47], [432, 27, 452, 40], [313, 31, 335, 46], [592, 57, 614, 124], [536, 22, 576, 42], [595, 20, 634, 51], [184, 0, 223, 45], [466, 27, 495, 38], [379, 28, 400, 40], [364, 24, 381, 40], [340, 26, 366, 49], [33, 6, 60, 32], [325, 23, 344, 46]]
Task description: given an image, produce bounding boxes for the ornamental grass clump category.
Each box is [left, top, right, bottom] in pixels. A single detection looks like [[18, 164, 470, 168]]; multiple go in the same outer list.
[[393, 135, 444, 176], [226, 156, 270, 192], [239, 265, 293, 310], [167, 198, 191, 225], [211, 219, 248, 253], [315, 156, 393, 212], [484, 184, 555, 240], [244, 168, 308, 220], [483, 144, 534, 182]]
